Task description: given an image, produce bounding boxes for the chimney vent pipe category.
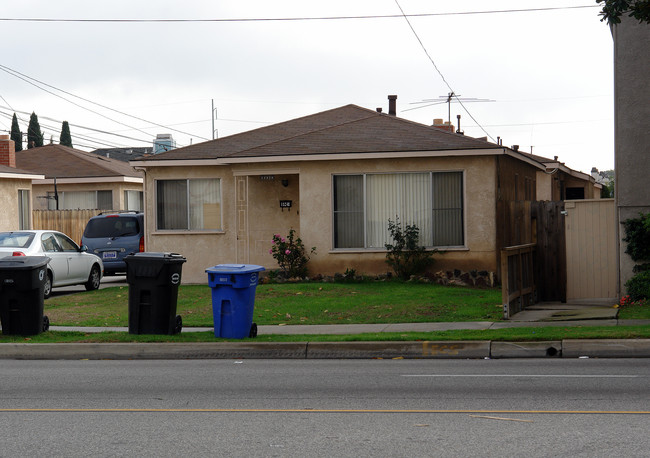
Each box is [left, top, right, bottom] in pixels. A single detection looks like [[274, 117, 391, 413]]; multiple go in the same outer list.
[[388, 95, 397, 116]]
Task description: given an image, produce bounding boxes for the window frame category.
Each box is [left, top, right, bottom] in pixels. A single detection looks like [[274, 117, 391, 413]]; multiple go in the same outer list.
[[18, 189, 30, 230], [331, 170, 466, 251], [154, 178, 223, 232]]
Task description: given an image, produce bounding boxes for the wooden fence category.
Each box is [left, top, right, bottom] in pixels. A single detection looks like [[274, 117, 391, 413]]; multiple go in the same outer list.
[[32, 209, 103, 245], [501, 243, 537, 319]]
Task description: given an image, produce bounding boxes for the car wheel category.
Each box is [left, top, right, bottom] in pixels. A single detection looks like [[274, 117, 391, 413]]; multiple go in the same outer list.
[[44, 273, 52, 299], [85, 265, 101, 291], [42, 315, 50, 332]]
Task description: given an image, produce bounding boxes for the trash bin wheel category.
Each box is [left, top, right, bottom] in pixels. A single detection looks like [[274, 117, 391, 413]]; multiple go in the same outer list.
[[174, 315, 182, 334], [249, 322, 258, 338], [42, 315, 50, 332]]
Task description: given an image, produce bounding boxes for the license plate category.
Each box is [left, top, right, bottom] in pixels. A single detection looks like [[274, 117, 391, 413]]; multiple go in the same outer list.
[[102, 251, 117, 260]]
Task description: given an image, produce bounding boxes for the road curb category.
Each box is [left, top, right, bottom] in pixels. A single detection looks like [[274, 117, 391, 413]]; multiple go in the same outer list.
[[1, 340, 649, 360], [306, 341, 490, 359], [490, 341, 562, 358], [562, 339, 650, 358]]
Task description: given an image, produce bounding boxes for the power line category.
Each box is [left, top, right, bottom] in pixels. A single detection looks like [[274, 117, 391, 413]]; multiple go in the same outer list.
[[0, 64, 208, 146], [0, 6, 598, 23], [393, 0, 496, 142]]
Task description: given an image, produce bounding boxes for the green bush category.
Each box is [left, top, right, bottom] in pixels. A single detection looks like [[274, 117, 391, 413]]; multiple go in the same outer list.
[[623, 212, 650, 300], [626, 270, 650, 302], [384, 218, 435, 280], [270, 229, 316, 279]]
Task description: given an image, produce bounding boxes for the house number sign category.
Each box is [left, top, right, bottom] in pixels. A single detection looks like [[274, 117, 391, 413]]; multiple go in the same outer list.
[[280, 200, 292, 210]]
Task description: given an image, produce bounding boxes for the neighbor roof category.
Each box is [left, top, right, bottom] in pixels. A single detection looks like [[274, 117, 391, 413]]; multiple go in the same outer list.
[[16, 144, 142, 179], [133, 104, 503, 162], [91, 147, 152, 162], [0, 164, 44, 180]]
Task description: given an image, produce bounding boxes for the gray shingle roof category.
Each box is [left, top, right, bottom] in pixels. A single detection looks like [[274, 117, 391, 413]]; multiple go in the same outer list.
[[135, 104, 501, 162], [16, 144, 142, 179]]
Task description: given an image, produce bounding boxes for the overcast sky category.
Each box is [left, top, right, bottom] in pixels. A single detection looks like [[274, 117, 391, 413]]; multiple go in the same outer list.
[[0, 1, 614, 173]]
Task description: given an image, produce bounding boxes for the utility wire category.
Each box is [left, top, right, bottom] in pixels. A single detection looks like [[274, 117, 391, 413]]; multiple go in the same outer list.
[[0, 64, 207, 143], [393, 0, 496, 143], [0, 105, 152, 148], [0, 6, 598, 23]]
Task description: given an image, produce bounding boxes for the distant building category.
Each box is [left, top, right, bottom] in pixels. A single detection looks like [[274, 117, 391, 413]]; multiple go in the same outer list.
[[153, 134, 176, 154]]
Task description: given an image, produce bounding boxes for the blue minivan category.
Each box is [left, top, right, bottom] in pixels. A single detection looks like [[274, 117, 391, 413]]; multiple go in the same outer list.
[[81, 212, 144, 275]]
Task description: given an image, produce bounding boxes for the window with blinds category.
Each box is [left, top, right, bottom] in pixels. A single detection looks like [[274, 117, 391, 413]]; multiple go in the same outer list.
[[156, 178, 221, 230], [333, 171, 464, 249]]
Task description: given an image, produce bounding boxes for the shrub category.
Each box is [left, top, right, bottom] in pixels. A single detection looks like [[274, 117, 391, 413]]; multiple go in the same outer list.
[[270, 229, 316, 279], [384, 218, 435, 280], [623, 212, 650, 300], [626, 270, 650, 302]]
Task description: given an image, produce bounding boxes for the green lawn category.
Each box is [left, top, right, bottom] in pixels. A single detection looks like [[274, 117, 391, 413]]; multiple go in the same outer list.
[[4, 281, 644, 343], [44, 282, 505, 327]]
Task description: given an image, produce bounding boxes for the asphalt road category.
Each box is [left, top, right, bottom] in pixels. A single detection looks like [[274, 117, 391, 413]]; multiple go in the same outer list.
[[1, 359, 648, 456]]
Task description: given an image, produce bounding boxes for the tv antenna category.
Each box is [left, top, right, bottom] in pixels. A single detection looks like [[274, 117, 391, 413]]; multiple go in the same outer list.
[[404, 92, 495, 125]]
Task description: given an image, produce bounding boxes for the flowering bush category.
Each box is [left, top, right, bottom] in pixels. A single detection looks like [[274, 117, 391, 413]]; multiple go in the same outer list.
[[270, 229, 316, 279], [617, 294, 647, 308]]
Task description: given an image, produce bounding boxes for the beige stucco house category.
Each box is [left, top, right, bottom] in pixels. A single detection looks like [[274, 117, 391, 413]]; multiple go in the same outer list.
[[15, 144, 144, 212], [130, 100, 598, 284], [0, 135, 44, 230]]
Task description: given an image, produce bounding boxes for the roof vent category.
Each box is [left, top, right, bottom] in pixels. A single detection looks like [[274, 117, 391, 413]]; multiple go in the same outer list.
[[512, 145, 519, 152], [388, 95, 397, 116]]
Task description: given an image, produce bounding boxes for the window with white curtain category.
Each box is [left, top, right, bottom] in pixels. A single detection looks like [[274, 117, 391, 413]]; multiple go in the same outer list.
[[47, 190, 112, 210], [156, 178, 221, 230], [124, 190, 143, 212], [333, 171, 464, 249], [18, 189, 30, 230]]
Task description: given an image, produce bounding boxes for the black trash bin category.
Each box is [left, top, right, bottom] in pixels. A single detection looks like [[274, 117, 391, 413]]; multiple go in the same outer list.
[[125, 252, 186, 335], [0, 256, 50, 336]]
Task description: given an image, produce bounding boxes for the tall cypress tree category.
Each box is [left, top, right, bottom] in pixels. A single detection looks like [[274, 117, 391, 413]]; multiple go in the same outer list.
[[59, 121, 73, 148], [27, 112, 44, 149], [10, 113, 22, 151]]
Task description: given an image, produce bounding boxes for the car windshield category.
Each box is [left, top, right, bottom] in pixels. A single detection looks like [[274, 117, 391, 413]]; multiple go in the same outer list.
[[84, 217, 140, 238], [0, 232, 35, 248]]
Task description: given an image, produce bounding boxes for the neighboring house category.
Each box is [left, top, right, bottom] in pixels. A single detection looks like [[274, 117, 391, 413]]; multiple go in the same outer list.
[[15, 144, 144, 212], [611, 16, 650, 293], [91, 146, 152, 162], [0, 135, 44, 230], [531, 153, 602, 201], [131, 97, 597, 284]]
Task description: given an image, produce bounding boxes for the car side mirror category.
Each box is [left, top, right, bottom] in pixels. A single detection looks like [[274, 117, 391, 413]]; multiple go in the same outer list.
[[80, 245, 89, 252]]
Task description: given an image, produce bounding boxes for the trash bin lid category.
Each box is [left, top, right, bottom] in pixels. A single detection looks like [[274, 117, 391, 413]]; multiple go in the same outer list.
[[0, 255, 49, 270], [205, 264, 265, 274], [125, 252, 186, 262]]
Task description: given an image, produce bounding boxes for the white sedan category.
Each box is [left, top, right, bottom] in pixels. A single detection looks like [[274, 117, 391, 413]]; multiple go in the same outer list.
[[0, 230, 103, 298]]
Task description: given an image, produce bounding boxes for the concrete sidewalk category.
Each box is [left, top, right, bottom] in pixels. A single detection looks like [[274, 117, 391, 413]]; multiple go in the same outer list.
[[3, 302, 649, 360]]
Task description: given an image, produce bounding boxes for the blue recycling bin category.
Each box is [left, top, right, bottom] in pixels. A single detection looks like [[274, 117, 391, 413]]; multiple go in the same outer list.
[[205, 264, 265, 339]]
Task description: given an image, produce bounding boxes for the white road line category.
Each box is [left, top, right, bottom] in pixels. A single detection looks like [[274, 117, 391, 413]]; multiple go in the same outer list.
[[402, 374, 642, 378]]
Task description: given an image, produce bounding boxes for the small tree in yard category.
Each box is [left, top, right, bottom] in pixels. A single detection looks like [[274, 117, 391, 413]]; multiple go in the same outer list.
[[385, 218, 435, 280], [270, 229, 316, 279]]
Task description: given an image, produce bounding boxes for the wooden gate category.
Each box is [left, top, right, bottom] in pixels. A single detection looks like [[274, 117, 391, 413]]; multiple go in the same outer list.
[[533, 201, 566, 302], [564, 199, 617, 301]]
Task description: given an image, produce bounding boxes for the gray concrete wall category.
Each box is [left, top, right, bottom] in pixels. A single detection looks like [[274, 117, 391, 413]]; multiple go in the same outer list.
[[613, 17, 650, 293]]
